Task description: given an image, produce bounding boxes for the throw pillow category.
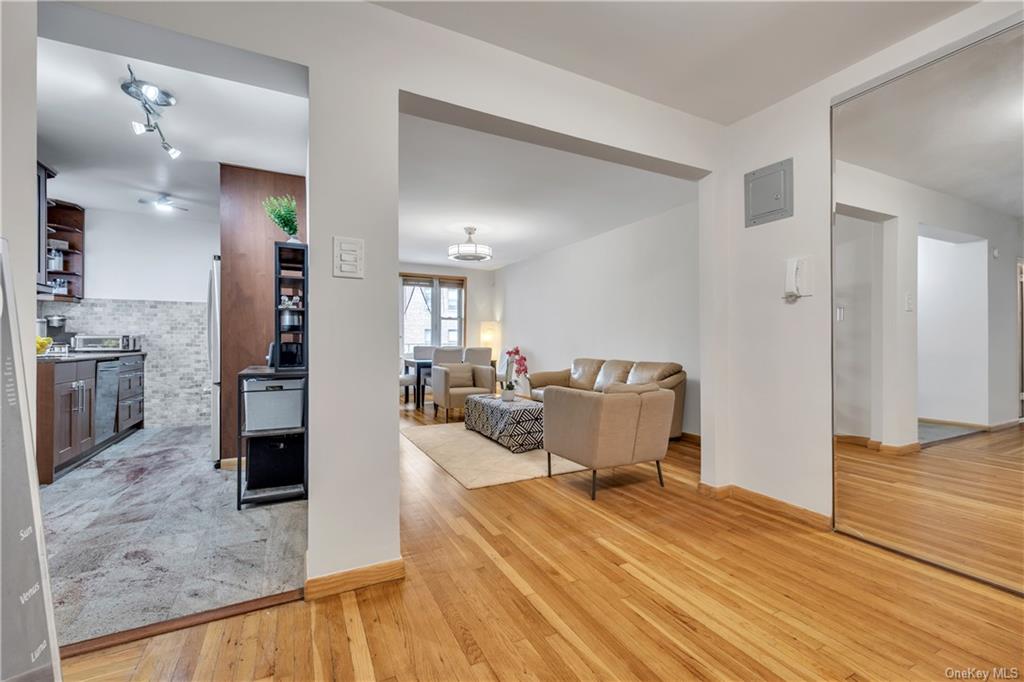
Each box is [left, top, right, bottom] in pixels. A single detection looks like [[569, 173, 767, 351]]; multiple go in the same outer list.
[[441, 363, 474, 388]]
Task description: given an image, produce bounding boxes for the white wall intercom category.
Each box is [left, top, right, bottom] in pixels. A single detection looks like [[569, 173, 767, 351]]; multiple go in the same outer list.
[[784, 255, 813, 302]]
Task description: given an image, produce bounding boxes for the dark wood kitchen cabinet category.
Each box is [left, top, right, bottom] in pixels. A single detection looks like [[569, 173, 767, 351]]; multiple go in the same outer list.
[[76, 376, 96, 455], [36, 161, 56, 295], [51, 379, 77, 467], [36, 354, 144, 484], [117, 355, 145, 431]]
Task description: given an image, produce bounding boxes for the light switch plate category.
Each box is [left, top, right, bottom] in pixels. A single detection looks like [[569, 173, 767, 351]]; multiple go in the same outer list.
[[333, 236, 364, 279]]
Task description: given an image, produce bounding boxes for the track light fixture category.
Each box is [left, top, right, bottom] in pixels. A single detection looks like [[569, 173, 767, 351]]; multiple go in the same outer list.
[[122, 64, 181, 159]]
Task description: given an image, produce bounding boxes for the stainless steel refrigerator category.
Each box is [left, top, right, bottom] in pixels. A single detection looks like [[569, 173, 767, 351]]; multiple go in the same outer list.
[[208, 255, 221, 461]]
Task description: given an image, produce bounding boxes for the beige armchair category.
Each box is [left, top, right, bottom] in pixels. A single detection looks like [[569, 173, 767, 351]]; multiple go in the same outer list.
[[526, 358, 687, 439], [432, 362, 496, 422], [543, 383, 674, 499]]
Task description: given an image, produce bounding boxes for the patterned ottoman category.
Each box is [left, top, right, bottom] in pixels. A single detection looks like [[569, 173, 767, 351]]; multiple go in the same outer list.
[[464, 394, 544, 453]]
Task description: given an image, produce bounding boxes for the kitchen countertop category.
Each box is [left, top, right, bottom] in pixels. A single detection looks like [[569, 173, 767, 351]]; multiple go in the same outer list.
[[37, 351, 147, 363], [239, 365, 307, 377]]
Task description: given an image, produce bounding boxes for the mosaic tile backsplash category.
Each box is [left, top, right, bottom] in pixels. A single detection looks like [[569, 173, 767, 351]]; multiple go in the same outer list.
[[38, 299, 211, 427]]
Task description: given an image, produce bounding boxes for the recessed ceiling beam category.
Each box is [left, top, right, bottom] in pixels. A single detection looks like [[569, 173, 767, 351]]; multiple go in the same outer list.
[[399, 91, 710, 182]]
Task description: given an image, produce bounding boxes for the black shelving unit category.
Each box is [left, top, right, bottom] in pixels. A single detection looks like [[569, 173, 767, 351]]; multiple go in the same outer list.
[[273, 242, 307, 370], [236, 365, 308, 510]]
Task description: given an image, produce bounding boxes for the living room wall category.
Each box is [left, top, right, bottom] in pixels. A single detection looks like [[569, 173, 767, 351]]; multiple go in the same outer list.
[[494, 202, 701, 436]]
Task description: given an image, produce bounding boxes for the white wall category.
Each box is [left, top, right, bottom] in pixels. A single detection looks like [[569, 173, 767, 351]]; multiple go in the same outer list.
[[398, 261, 494, 349], [0, 2, 38, 411], [74, 0, 722, 580], [917, 236, 989, 424], [494, 203, 701, 434], [84, 209, 219, 302], [833, 214, 882, 438], [7, 1, 1017, 555]]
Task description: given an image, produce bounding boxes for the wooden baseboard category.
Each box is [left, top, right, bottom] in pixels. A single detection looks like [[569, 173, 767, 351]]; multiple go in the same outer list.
[[918, 417, 981, 430], [697, 482, 831, 530], [919, 417, 985, 429], [836, 436, 932, 454], [59, 588, 303, 659], [878, 442, 921, 455], [919, 417, 1020, 432], [218, 457, 241, 470], [304, 558, 405, 601], [676, 432, 701, 446], [697, 482, 734, 499]]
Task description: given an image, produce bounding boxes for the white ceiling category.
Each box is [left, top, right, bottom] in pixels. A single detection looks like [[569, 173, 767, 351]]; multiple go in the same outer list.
[[37, 38, 308, 223], [381, 1, 969, 125], [835, 25, 1023, 219], [399, 113, 697, 269]]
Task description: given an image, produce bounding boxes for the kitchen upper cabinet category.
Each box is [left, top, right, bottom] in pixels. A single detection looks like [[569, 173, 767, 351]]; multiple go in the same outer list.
[[36, 162, 56, 295]]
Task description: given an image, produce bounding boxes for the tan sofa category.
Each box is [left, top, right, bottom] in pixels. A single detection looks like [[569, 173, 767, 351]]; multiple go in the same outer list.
[[543, 383, 675, 499], [432, 363, 496, 422], [525, 358, 686, 438]]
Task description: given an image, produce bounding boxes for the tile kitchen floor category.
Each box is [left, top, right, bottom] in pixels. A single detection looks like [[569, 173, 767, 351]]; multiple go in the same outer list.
[[40, 425, 306, 645]]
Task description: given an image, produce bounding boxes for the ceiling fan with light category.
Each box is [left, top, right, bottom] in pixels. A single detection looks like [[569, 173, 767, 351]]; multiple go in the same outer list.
[[138, 193, 189, 213]]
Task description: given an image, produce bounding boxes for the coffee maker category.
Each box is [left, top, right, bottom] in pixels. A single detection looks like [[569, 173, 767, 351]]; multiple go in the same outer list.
[[42, 315, 73, 345]]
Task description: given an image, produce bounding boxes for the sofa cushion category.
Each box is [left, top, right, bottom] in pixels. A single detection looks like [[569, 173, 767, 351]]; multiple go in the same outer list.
[[570, 358, 605, 391], [593, 360, 633, 392], [627, 361, 683, 384], [448, 386, 490, 409], [530, 388, 546, 402], [604, 381, 660, 395], [441, 362, 474, 388]]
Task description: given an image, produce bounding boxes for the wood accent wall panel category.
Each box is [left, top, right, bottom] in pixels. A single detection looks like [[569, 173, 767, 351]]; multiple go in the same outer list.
[[218, 164, 306, 458]]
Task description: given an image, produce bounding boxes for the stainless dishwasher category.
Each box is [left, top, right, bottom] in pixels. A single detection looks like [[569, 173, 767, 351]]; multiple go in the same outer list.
[[94, 361, 120, 443]]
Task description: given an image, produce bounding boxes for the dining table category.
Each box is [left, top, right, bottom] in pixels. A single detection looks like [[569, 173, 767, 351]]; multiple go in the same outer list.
[[403, 358, 433, 410]]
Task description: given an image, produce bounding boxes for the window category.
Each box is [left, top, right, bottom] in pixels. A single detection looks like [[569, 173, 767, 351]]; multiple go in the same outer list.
[[401, 274, 465, 355]]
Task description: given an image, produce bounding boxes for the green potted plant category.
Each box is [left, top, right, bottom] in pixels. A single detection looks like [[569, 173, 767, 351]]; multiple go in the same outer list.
[[262, 195, 300, 243]]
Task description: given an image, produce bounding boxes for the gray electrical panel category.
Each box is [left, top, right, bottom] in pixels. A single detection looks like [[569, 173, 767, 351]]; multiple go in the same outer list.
[[745, 158, 793, 227]]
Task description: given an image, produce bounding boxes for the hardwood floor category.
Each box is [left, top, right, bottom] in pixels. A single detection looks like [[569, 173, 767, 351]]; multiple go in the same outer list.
[[836, 425, 1023, 593], [61, 402, 1022, 680]]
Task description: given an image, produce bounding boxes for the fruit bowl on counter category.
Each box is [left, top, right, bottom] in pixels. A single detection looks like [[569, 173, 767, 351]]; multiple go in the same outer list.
[[36, 336, 53, 356]]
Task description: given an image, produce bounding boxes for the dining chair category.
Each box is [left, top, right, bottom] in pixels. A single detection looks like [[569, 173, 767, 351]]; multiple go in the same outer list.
[[432, 347, 463, 365], [411, 346, 436, 407], [412, 346, 435, 360], [463, 347, 492, 366], [399, 357, 416, 403]]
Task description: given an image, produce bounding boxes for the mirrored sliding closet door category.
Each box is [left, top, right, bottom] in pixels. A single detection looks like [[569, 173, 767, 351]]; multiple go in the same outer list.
[[831, 23, 1023, 593]]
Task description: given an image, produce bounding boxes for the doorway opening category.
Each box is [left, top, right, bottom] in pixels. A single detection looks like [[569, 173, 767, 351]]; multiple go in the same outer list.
[[34, 9, 310, 651], [396, 93, 707, 496]]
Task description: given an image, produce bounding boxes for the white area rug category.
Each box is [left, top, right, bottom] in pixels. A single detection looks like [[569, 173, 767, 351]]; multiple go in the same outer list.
[[402, 423, 586, 489]]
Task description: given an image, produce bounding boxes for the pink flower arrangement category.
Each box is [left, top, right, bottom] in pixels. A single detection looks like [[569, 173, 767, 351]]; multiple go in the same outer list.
[[503, 346, 528, 390]]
